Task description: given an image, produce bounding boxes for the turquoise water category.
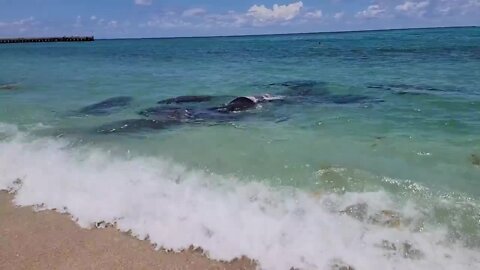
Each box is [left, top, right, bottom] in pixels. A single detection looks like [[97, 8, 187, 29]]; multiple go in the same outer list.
[[1, 27, 480, 269]]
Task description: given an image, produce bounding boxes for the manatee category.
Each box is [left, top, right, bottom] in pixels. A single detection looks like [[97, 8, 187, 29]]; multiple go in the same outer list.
[[272, 80, 330, 97], [139, 104, 245, 123], [327, 94, 378, 104], [213, 97, 257, 113], [79, 96, 133, 116], [191, 109, 246, 122], [139, 105, 246, 125], [271, 80, 383, 105], [388, 84, 444, 92], [157, 95, 214, 104], [138, 106, 193, 121], [395, 91, 428, 96], [96, 119, 177, 134], [367, 83, 448, 96], [211, 94, 285, 113]]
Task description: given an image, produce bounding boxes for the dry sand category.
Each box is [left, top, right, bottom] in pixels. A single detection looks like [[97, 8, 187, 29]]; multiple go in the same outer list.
[[0, 192, 256, 270]]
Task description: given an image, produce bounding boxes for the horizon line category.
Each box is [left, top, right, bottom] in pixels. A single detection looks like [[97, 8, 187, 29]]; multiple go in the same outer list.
[[100, 25, 479, 41], [1, 25, 477, 41]]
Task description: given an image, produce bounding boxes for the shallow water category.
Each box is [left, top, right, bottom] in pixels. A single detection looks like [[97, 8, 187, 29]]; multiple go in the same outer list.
[[1, 27, 480, 269]]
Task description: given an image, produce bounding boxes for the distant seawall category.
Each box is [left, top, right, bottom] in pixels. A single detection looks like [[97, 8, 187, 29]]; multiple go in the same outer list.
[[0, 36, 94, 44]]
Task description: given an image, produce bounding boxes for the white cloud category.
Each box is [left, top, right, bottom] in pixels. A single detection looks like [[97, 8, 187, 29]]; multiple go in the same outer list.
[[436, 0, 480, 15], [182, 8, 207, 17], [334, 12, 345, 20], [247, 1, 304, 23], [134, 0, 152, 6], [0, 17, 36, 28], [355, 5, 387, 19], [143, 14, 192, 29], [204, 12, 248, 28], [0, 17, 38, 35], [90, 15, 97, 21], [304, 10, 323, 19], [395, 1, 430, 16]]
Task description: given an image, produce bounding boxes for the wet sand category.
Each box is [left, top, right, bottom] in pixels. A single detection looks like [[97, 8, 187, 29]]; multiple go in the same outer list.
[[0, 192, 255, 270]]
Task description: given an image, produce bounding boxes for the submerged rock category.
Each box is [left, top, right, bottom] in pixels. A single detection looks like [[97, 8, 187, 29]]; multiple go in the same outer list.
[[470, 154, 480, 167], [340, 203, 368, 221], [378, 240, 397, 251], [377, 240, 425, 260], [330, 259, 355, 270], [402, 242, 425, 260], [369, 210, 402, 228], [340, 204, 410, 229], [79, 96, 133, 116]]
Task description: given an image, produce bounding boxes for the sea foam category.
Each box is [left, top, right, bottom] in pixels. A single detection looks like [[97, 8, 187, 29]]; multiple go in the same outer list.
[[0, 123, 479, 270]]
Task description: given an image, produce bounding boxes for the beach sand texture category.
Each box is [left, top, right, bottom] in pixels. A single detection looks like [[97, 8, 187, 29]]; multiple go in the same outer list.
[[0, 192, 255, 270]]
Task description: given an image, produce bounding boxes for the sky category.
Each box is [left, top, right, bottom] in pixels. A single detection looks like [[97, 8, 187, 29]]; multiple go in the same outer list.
[[0, 0, 479, 38]]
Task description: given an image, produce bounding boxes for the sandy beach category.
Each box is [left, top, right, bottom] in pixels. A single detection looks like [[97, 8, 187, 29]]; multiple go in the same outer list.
[[0, 192, 255, 270]]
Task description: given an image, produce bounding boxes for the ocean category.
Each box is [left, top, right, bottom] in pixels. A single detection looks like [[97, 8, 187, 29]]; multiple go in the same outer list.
[[1, 27, 479, 269]]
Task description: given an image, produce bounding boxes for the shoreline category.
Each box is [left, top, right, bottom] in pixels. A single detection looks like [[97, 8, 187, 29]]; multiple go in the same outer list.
[[0, 191, 255, 270]]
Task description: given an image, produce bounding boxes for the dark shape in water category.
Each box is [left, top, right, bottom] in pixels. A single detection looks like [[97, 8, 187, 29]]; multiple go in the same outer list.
[[273, 80, 330, 97], [79, 96, 133, 116], [470, 154, 480, 167], [0, 83, 20, 90], [275, 117, 290, 123], [101, 87, 381, 135], [272, 80, 381, 104], [327, 94, 373, 104], [213, 96, 257, 113], [139, 104, 246, 125], [96, 119, 177, 134], [138, 106, 193, 121], [191, 110, 246, 123], [395, 91, 427, 96], [211, 94, 286, 113], [157, 95, 213, 104], [367, 83, 448, 96]]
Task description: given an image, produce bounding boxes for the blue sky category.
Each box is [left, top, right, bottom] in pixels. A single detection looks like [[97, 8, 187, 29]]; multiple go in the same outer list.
[[0, 0, 479, 38]]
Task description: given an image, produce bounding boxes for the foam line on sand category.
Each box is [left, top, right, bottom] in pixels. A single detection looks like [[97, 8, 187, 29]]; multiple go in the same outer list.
[[0, 192, 255, 270]]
